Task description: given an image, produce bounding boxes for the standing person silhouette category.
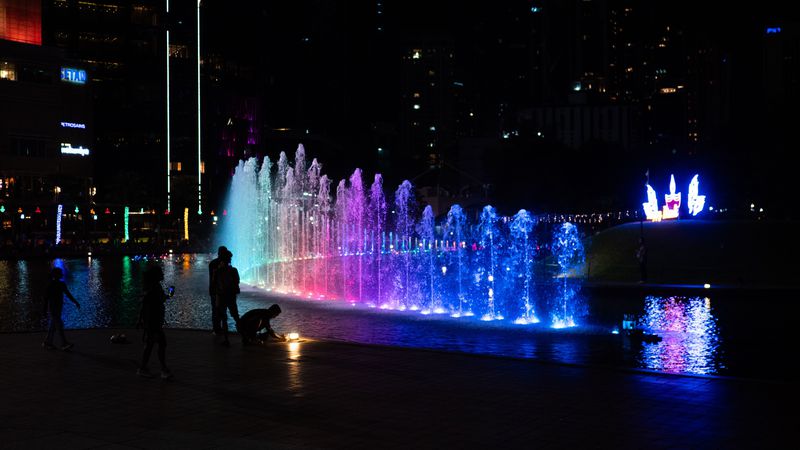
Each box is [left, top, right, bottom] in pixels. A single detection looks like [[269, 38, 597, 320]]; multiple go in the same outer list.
[[214, 249, 241, 347], [137, 264, 174, 379], [636, 238, 648, 283], [208, 246, 228, 333], [42, 267, 80, 350]]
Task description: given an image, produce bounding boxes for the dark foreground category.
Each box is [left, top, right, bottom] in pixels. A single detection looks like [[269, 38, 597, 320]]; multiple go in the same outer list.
[[0, 329, 794, 449]]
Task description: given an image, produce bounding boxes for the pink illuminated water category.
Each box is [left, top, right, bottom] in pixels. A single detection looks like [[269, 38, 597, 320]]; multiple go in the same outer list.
[[220, 145, 585, 328]]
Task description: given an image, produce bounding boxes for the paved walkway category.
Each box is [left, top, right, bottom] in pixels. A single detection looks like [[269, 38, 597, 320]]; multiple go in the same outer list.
[[1, 329, 794, 449]]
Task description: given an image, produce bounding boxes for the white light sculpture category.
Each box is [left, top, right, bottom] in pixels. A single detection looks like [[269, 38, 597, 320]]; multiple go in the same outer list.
[[687, 175, 706, 216]]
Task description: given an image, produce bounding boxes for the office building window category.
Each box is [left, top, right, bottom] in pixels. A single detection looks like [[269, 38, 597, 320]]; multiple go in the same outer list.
[[169, 44, 189, 59], [0, 61, 16, 81]]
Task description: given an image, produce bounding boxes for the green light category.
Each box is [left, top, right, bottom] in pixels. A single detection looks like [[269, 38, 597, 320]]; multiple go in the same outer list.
[[0, 205, 4, 213], [124, 206, 129, 242], [74, 205, 79, 214]]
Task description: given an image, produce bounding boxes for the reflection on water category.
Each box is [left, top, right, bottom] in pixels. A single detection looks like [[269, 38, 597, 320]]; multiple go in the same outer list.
[[638, 296, 721, 375], [0, 257, 777, 378], [287, 341, 303, 395]]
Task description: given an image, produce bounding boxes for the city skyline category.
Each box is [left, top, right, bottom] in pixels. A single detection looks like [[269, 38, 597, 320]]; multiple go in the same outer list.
[[1, 0, 797, 229]]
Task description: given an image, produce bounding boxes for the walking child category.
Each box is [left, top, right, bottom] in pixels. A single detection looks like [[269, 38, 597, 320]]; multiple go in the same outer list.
[[42, 267, 80, 350]]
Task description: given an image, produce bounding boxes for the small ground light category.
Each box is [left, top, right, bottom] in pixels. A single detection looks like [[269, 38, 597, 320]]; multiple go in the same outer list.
[[704, 283, 711, 289], [287, 332, 300, 341]]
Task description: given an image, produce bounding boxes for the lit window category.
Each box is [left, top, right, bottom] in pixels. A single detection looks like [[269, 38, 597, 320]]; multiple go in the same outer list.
[[171, 162, 182, 171], [200, 161, 205, 174], [0, 62, 16, 81], [169, 44, 189, 59]]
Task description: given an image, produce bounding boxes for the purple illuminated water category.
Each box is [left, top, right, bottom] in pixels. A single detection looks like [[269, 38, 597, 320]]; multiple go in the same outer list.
[[221, 146, 587, 328]]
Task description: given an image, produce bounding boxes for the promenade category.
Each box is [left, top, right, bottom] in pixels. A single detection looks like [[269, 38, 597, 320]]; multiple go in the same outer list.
[[0, 329, 794, 449]]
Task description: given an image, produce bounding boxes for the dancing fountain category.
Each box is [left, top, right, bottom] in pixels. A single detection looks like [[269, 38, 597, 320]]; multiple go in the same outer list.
[[221, 145, 586, 328]]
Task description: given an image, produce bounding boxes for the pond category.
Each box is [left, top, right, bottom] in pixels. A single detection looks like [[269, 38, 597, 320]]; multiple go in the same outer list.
[[0, 255, 793, 380]]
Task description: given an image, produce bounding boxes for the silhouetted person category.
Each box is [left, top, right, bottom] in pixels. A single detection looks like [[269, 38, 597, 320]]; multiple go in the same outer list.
[[636, 238, 648, 283], [137, 264, 174, 379], [239, 305, 285, 344], [42, 267, 80, 350], [214, 250, 241, 346], [208, 246, 228, 333]]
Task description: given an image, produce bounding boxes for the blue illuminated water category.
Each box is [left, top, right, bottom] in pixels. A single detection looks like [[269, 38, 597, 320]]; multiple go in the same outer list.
[[220, 148, 587, 327], [1, 256, 794, 380]]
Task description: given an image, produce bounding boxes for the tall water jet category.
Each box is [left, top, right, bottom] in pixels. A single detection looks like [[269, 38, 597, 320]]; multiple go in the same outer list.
[[293, 144, 307, 194], [477, 205, 504, 320], [224, 158, 260, 279], [417, 205, 436, 312], [335, 179, 349, 300], [283, 169, 298, 290], [317, 174, 332, 294], [275, 151, 290, 289], [369, 174, 387, 306], [292, 145, 308, 292], [509, 209, 538, 324], [256, 155, 273, 286], [551, 222, 584, 328], [445, 204, 468, 316], [307, 158, 322, 293], [394, 180, 416, 309], [347, 169, 366, 303]]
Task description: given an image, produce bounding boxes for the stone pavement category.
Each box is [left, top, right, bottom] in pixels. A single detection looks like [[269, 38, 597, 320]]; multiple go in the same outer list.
[[0, 329, 794, 449]]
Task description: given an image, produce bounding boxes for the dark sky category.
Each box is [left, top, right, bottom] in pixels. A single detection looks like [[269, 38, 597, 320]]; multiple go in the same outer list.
[[195, 0, 799, 215]]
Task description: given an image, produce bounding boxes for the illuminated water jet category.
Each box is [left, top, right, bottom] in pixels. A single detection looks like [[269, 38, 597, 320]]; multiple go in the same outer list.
[[220, 146, 586, 326]]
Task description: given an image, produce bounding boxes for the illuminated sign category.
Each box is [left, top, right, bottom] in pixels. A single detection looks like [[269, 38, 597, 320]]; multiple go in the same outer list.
[[643, 184, 662, 222], [60, 143, 90, 156], [687, 175, 706, 216], [766, 27, 782, 34], [124, 206, 129, 242], [60, 122, 86, 129], [60, 67, 86, 84], [662, 175, 681, 220], [642, 174, 706, 221], [56, 204, 63, 245]]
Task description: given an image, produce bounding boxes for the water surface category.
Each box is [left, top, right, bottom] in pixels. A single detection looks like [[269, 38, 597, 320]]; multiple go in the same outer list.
[[1, 256, 793, 380]]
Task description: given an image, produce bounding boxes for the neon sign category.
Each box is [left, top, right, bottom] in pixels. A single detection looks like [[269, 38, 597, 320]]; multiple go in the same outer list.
[[60, 122, 86, 129], [643, 174, 706, 221], [60, 143, 90, 156], [60, 68, 86, 84], [56, 204, 63, 245]]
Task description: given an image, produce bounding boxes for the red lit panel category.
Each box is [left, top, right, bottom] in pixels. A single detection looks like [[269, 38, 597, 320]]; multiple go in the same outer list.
[[0, 0, 42, 46]]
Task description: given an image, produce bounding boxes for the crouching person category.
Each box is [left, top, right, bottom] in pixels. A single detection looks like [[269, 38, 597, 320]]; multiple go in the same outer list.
[[239, 304, 285, 344]]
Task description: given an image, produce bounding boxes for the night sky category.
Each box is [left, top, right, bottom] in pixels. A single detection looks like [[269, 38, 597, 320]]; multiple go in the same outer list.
[[192, 1, 798, 217]]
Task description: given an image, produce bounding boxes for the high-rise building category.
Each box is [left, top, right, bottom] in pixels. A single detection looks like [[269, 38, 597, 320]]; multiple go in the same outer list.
[[1, 1, 94, 244]]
